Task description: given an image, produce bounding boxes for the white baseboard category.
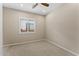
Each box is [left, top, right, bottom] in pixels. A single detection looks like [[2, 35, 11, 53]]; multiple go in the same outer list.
[[4, 39, 43, 47], [3, 39, 79, 56], [47, 40, 79, 56]]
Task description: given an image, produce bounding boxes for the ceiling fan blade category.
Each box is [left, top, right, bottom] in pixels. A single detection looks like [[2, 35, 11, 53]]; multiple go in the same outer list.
[[41, 3, 49, 7], [32, 3, 38, 8]]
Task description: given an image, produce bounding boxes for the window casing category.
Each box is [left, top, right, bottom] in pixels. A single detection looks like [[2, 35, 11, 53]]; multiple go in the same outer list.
[[19, 17, 36, 33]]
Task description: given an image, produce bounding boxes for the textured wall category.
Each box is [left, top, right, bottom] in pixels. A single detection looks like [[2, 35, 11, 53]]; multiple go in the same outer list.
[[0, 4, 3, 55], [46, 4, 79, 55], [3, 7, 45, 44]]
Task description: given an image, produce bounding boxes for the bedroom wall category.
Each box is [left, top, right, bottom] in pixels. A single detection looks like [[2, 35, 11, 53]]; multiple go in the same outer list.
[[3, 7, 45, 45], [0, 3, 3, 55], [77, 4, 79, 55], [46, 4, 79, 55]]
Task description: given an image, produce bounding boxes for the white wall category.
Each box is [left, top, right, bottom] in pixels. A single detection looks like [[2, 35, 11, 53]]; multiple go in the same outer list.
[[77, 4, 79, 55], [0, 3, 3, 55], [3, 7, 45, 45], [3, 3, 79, 55], [46, 4, 79, 55]]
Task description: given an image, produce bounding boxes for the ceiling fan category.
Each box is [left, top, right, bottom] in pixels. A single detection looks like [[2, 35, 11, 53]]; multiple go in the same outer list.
[[32, 3, 49, 8]]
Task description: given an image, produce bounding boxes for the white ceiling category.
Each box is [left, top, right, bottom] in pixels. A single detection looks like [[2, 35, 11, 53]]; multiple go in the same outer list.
[[3, 3, 63, 15]]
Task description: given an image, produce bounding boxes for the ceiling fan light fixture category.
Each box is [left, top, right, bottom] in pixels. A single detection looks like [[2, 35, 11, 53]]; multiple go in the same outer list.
[[42, 10, 46, 13], [20, 4, 23, 7]]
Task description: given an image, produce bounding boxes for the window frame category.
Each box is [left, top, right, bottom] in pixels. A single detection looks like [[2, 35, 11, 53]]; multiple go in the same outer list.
[[19, 17, 36, 34]]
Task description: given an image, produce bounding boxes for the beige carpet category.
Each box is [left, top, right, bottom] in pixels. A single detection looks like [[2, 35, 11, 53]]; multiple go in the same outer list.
[[3, 40, 74, 56]]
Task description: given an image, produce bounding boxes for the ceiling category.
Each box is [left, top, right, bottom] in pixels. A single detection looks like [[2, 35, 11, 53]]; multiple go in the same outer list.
[[3, 3, 63, 15]]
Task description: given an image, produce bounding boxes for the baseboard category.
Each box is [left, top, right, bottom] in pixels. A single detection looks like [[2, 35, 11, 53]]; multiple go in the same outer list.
[[4, 39, 43, 47], [47, 40, 79, 56], [3, 39, 79, 56]]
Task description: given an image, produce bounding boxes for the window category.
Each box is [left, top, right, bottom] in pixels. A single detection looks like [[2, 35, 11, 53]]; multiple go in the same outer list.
[[19, 17, 36, 33]]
